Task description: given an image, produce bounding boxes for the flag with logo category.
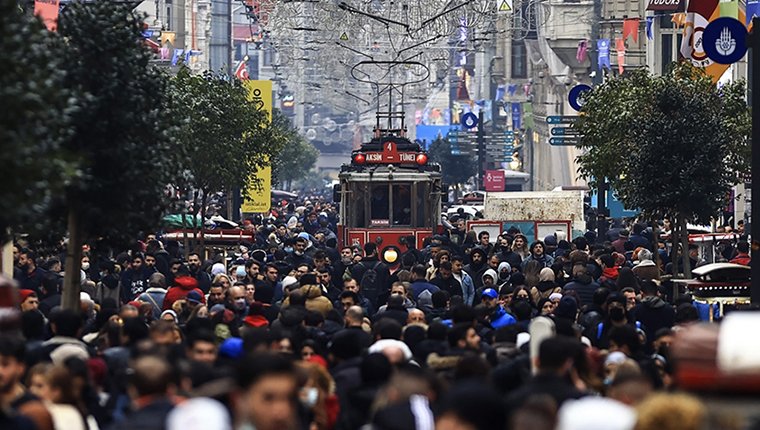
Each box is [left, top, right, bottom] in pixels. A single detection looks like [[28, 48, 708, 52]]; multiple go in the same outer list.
[[597, 39, 611, 70], [680, 0, 741, 82]]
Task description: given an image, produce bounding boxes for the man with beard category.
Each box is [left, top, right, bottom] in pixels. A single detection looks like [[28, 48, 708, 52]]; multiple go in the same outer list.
[[286, 237, 313, 269], [332, 246, 355, 283], [451, 256, 475, 306], [496, 235, 522, 271], [430, 261, 463, 299], [480, 288, 516, 329], [187, 252, 212, 294], [464, 248, 487, 289], [15, 249, 47, 294], [0, 336, 54, 430], [207, 283, 226, 308], [520, 241, 554, 271], [120, 253, 154, 303]]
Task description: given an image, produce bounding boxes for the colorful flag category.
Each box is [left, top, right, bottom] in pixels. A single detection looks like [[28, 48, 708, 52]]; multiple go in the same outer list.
[[507, 83, 517, 97], [748, 0, 760, 25], [171, 49, 184, 66], [34, 0, 60, 31], [576, 39, 588, 62], [597, 39, 611, 70], [522, 102, 534, 129], [680, 0, 730, 82], [719, 0, 739, 18], [646, 16, 655, 40], [623, 18, 640, 43], [671, 13, 687, 27], [616, 38, 625, 74], [234, 61, 249, 80], [495, 84, 506, 102], [511, 103, 521, 130]]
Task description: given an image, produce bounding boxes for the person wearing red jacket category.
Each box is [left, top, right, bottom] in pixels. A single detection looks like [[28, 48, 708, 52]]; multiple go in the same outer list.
[[162, 275, 205, 311]]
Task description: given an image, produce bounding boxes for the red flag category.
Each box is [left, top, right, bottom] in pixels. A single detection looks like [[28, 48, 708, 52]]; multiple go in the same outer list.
[[234, 61, 249, 80], [34, 0, 60, 31], [623, 18, 640, 43], [616, 38, 625, 74]]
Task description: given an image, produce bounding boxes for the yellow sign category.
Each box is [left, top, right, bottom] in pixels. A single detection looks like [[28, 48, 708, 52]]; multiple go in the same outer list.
[[339, 32, 349, 41], [241, 80, 273, 213], [498, 0, 512, 12]]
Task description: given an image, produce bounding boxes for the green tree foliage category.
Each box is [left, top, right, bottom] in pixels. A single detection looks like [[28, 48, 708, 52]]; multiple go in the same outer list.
[[574, 62, 750, 276], [427, 136, 477, 189], [271, 110, 319, 190], [55, 1, 182, 308], [0, 0, 75, 241]]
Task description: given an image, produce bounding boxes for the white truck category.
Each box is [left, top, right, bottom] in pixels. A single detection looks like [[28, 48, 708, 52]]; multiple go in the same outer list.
[[468, 190, 587, 243]]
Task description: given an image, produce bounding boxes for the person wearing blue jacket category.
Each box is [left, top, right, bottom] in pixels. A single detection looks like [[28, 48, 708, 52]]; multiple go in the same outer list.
[[480, 288, 516, 328]]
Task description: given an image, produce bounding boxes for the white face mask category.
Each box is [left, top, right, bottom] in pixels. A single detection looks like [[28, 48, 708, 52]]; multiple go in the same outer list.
[[302, 387, 318, 408], [82, 262, 90, 271]]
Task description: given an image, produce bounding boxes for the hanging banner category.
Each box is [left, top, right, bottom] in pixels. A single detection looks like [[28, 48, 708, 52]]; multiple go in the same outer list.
[[576, 40, 588, 62], [623, 18, 640, 42], [597, 39, 611, 70], [616, 38, 626, 74], [522, 102, 534, 129], [719, 0, 739, 18], [679, 0, 735, 82], [34, 0, 60, 31], [241, 80, 273, 214], [646, 16, 655, 40], [511, 103, 522, 130], [748, 0, 759, 25]]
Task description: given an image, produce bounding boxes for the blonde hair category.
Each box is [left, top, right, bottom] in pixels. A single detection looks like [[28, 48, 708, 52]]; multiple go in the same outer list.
[[634, 393, 705, 430]]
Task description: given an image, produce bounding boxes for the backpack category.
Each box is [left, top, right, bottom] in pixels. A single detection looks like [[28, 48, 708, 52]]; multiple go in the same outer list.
[[360, 261, 382, 295]]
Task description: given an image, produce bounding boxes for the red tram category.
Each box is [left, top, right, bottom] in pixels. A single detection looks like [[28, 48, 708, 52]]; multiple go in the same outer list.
[[334, 123, 444, 256]]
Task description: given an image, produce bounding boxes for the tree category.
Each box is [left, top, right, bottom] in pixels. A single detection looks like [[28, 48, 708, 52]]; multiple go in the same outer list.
[[427, 136, 477, 197], [0, 0, 75, 243], [574, 62, 750, 277], [56, 1, 182, 309], [169, 69, 286, 250], [271, 110, 319, 190]]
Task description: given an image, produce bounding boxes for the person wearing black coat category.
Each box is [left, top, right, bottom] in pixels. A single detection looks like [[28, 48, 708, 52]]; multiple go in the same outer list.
[[562, 264, 600, 307]]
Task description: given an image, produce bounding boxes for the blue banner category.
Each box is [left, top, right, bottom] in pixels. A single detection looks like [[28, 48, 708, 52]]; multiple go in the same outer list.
[[646, 16, 654, 40], [511, 102, 522, 130], [748, 0, 759, 25], [597, 39, 610, 70]]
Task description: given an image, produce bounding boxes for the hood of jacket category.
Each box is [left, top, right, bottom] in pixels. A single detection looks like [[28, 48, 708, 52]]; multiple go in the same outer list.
[[174, 276, 199, 291], [482, 268, 498, 285], [301, 284, 323, 299], [641, 295, 667, 309], [497, 262, 512, 281]]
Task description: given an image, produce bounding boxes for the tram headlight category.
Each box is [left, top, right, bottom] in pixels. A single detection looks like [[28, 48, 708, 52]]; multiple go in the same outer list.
[[382, 246, 400, 264], [353, 153, 366, 165], [415, 154, 428, 165]]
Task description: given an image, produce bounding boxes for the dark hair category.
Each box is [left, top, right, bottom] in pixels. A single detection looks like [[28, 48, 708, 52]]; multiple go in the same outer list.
[[21, 310, 46, 340], [364, 242, 377, 256], [641, 280, 659, 296], [675, 303, 699, 324], [188, 329, 216, 349], [411, 264, 427, 278], [50, 308, 83, 338], [0, 335, 26, 361], [600, 254, 615, 268], [538, 337, 580, 372], [609, 325, 641, 355], [448, 323, 472, 348], [593, 287, 611, 306], [432, 290, 450, 308], [313, 250, 327, 261], [236, 352, 295, 389], [450, 305, 476, 325], [737, 241, 750, 253], [361, 353, 393, 385], [439, 261, 452, 271], [451, 255, 465, 263], [339, 290, 360, 303], [478, 231, 490, 240], [373, 319, 402, 340]]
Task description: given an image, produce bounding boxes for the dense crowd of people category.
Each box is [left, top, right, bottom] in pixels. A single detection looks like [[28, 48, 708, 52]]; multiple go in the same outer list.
[[1, 199, 752, 430]]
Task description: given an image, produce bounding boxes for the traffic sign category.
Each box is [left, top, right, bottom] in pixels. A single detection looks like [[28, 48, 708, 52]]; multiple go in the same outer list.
[[549, 137, 581, 146], [703, 17, 748, 64], [547, 115, 579, 125], [497, 0, 512, 13], [550, 127, 582, 136], [461, 112, 479, 129], [568, 84, 592, 111], [339, 32, 349, 41]]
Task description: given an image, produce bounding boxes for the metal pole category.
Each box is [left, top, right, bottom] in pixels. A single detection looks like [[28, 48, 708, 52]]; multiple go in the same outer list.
[[750, 17, 760, 304], [597, 180, 608, 243], [528, 129, 534, 191], [477, 110, 485, 190]]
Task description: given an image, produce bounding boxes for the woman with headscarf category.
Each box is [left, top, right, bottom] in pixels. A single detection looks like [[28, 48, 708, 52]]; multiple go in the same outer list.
[[530, 267, 562, 304]]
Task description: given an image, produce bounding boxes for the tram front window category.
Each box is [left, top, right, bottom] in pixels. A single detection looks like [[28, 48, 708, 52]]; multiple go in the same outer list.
[[392, 184, 411, 225], [370, 185, 389, 221]]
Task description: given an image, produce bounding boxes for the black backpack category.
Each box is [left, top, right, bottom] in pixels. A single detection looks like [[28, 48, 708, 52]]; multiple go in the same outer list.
[[359, 261, 382, 297]]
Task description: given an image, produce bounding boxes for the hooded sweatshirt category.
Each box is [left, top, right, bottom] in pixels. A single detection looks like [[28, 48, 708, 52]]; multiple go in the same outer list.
[[465, 248, 488, 288], [481, 268, 498, 289], [163, 276, 205, 311], [497, 262, 512, 284]]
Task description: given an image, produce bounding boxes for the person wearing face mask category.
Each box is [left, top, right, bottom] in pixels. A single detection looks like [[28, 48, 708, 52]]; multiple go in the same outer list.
[[226, 285, 248, 324], [588, 294, 641, 350]]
